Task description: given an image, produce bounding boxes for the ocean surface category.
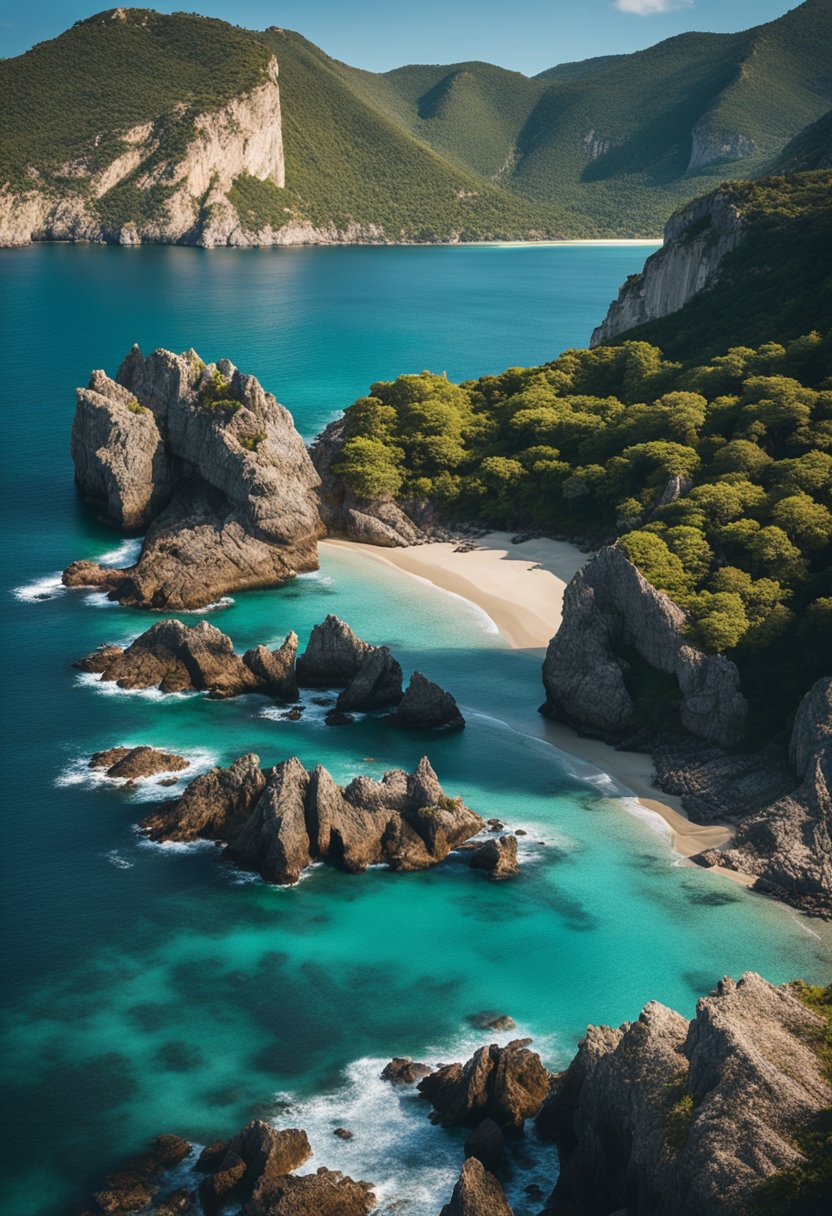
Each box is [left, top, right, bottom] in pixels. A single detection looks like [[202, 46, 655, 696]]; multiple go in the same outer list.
[[1, 242, 830, 1216]]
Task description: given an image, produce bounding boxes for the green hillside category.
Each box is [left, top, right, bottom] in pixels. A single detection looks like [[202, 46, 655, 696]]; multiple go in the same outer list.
[[768, 109, 832, 173]]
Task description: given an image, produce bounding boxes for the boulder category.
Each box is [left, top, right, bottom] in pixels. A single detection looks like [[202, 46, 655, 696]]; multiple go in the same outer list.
[[226, 759, 312, 884], [244, 1167, 375, 1216], [463, 1118, 505, 1173], [380, 1057, 432, 1084], [90, 746, 189, 781], [65, 346, 323, 609], [243, 632, 299, 701], [88, 1135, 191, 1215], [468, 1014, 517, 1033], [439, 1158, 513, 1216], [197, 1122, 311, 1215], [141, 754, 265, 843], [336, 646, 403, 711], [468, 836, 519, 881], [419, 1039, 550, 1130], [296, 615, 372, 687], [388, 672, 465, 729]]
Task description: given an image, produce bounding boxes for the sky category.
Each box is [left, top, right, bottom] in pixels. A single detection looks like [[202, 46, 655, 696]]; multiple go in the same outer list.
[[0, 0, 803, 73]]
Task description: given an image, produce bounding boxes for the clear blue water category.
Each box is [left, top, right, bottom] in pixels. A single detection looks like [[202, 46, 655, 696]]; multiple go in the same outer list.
[[1, 243, 830, 1216]]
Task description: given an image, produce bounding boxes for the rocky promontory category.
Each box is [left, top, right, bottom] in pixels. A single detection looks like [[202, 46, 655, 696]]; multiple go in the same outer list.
[[141, 754, 486, 884], [538, 972, 832, 1216], [63, 345, 323, 608]]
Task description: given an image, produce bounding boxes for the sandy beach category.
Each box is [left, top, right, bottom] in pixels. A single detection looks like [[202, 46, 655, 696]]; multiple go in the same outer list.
[[322, 532, 749, 879]]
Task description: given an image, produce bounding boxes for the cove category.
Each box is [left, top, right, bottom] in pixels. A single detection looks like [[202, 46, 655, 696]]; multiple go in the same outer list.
[[1, 243, 830, 1216]]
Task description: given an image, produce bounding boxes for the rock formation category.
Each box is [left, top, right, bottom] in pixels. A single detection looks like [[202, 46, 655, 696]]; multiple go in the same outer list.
[[541, 545, 748, 746], [463, 1119, 505, 1173], [141, 754, 484, 884], [388, 672, 465, 730], [590, 187, 746, 345], [418, 1039, 551, 1131], [89, 746, 189, 782], [82, 1134, 192, 1216], [63, 346, 323, 608], [439, 1157, 513, 1216], [468, 836, 519, 881], [295, 614, 403, 710], [538, 972, 832, 1216], [381, 1057, 432, 1085]]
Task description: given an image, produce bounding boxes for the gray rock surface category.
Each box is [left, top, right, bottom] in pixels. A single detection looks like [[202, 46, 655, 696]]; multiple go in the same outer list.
[[243, 632, 299, 701], [439, 1157, 513, 1216], [468, 835, 519, 881], [541, 545, 748, 746], [295, 615, 373, 686], [141, 754, 484, 885], [64, 346, 323, 608], [539, 972, 832, 1216], [388, 671, 465, 729], [336, 645, 404, 711], [418, 1039, 551, 1130]]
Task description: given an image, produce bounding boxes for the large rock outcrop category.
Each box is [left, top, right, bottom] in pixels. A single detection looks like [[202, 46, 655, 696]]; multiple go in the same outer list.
[[388, 672, 465, 730], [439, 1157, 513, 1216], [295, 615, 404, 710], [541, 545, 747, 747], [89, 746, 190, 782], [539, 972, 832, 1216], [63, 346, 323, 608], [141, 754, 485, 884], [418, 1039, 551, 1131], [695, 677, 832, 917], [590, 188, 745, 345]]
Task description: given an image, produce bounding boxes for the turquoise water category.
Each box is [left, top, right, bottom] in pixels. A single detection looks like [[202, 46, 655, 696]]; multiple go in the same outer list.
[[1, 243, 830, 1216]]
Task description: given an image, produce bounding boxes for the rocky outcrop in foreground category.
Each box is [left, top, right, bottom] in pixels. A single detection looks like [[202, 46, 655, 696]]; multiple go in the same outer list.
[[541, 545, 748, 746], [141, 754, 486, 884], [76, 614, 464, 726], [418, 1038, 551, 1131], [590, 187, 745, 345], [81, 1119, 374, 1216], [63, 346, 323, 608], [539, 972, 832, 1216]]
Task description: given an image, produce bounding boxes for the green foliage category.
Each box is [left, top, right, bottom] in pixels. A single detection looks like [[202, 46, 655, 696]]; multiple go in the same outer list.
[[127, 398, 147, 415], [239, 431, 266, 451], [665, 1091, 695, 1153]]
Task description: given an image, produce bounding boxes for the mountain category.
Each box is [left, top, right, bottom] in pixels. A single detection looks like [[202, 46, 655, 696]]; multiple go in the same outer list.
[[1, 1, 831, 246]]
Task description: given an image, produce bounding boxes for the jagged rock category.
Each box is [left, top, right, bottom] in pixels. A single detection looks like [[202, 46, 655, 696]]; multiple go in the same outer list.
[[296, 615, 403, 709], [539, 973, 832, 1216], [541, 545, 748, 746], [463, 1118, 505, 1173], [336, 646, 403, 711], [388, 672, 465, 729], [142, 754, 484, 884], [244, 1166, 376, 1216], [418, 1039, 550, 1130], [468, 836, 519, 880], [333, 1128, 353, 1140], [90, 746, 189, 781], [439, 1158, 513, 1216], [141, 754, 265, 843], [88, 1135, 191, 1215], [64, 346, 323, 608], [694, 677, 832, 917], [380, 1057, 432, 1085], [198, 1122, 311, 1216], [243, 632, 299, 701]]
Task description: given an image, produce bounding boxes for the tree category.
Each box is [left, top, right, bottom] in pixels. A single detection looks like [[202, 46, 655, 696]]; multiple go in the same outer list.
[[772, 493, 832, 551], [332, 436, 403, 500], [690, 591, 750, 653], [619, 531, 694, 601]]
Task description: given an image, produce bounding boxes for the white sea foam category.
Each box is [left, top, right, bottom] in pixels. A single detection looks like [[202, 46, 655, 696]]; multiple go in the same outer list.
[[190, 596, 235, 614], [74, 671, 198, 702], [296, 570, 335, 588], [83, 590, 121, 608], [105, 850, 134, 870], [56, 746, 218, 802], [98, 537, 143, 567], [133, 827, 218, 855], [260, 689, 344, 728], [12, 573, 66, 603]]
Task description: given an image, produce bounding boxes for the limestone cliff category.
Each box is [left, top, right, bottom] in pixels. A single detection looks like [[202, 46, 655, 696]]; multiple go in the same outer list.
[[63, 345, 323, 608], [0, 57, 287, 249], [590, 188, 746, 345], [539, 972, 832, 1216], [540, 545, 748, 746]]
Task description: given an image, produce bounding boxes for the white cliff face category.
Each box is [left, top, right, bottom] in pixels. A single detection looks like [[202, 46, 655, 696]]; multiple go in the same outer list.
[[0, 58, 286, 249], [590, 188, 746, 345]]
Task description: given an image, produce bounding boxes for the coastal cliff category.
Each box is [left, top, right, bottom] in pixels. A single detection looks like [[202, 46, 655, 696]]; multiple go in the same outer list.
[[590, 188, 745, 345], [63, 345, 323, 607]]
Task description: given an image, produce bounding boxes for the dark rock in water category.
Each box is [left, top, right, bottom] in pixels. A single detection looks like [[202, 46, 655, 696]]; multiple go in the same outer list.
[[468, 1013, 517, 1032], [325, 710, 353, 726], [197, 1121, 311, 1216], [142, 754, 265, 844], [296, 615, 373, 687], [419, 1039, 550, 1130], [538, 972, 832, 1216], [90, 746, 189, 781], [74, 643, 126, 673], [388, 671, 465, 729], [243, 632, 299, 701], [143, 753, 484, 885], [486, 818, 506, 831], [333, 1127, 353, 1140], [469, 836, 519, 881], [87, 1134, 191, 1216], [245, 1166, 376, 1216], [65, 347, 323, 609], [380, 1057, 432, 1085], [337, 645, 403, 712], [158, 777, 180, 788], [439, 1158, 512, 1216], [463, 1118, 505, 1173]]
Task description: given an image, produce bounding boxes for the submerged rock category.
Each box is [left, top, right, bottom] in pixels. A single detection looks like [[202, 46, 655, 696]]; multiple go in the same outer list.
[[418, 1039, 551, 1130], [439, 1157, 513, 1216], [89, 746, 189, 781], [141, 754, 484, 885], [468, 836, 519, 881], [388, 671, 465, 729], [64, 346, 323, 608], [380, 1057, 432, 1085]]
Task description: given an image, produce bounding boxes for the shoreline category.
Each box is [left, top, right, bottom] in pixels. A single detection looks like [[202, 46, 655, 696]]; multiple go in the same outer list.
[[322, 534, 752, 883]]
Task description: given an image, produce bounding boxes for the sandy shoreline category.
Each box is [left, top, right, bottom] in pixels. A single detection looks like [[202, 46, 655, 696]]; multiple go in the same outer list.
[[322, 533, 750, 881]]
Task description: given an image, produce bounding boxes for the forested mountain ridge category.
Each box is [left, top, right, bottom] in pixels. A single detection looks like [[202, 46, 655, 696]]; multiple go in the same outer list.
[[2, 0, 831, 245]]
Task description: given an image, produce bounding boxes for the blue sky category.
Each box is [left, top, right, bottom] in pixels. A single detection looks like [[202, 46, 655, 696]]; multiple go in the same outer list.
[[0, 0, 803, 72]]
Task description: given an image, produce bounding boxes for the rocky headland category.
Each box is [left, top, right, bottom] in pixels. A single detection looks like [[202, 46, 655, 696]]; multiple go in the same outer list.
[[62, 345, 323, 608], [139, 754, 490, 884], [75, 613, 464, 728], [540, 545, 832, 919]]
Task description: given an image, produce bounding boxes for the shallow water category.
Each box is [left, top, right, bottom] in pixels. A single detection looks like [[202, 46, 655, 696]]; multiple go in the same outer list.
[[1, 243, 830, 1216]]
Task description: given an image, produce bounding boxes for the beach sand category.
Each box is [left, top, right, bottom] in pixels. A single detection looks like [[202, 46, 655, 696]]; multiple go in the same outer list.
[[322, 532, 751, 882]]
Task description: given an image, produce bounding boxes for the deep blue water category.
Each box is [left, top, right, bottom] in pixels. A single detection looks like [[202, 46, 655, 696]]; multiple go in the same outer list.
[[1, 242, 830, 1216]]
